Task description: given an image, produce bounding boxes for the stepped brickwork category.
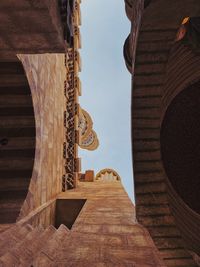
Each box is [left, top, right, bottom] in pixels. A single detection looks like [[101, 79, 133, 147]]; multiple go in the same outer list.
[[0, 179, 166, 267]]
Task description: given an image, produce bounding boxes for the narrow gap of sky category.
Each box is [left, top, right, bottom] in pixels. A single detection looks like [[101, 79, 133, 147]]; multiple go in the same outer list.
[[79, 0, 134, 202]]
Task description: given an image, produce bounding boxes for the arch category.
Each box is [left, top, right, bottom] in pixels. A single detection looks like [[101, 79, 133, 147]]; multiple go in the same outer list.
[[161, 21, 200, 209], [0, 58, 36, 223], [161, 81, 200, 214], [95, 169, 121, 181], [160, 20, 200, 256]]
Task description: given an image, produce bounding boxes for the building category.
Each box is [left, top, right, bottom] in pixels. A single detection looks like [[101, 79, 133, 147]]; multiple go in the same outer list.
[[0, 0, 199, 266], [124, 0, 200, 265]]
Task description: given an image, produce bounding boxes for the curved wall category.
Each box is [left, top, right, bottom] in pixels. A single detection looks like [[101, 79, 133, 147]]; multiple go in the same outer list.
[[161, 81, 200, 214], [0, 59, 35, 223], [124, 0, 200, 264], [160, 40, 200, 256], [17, 54, 66, 225]]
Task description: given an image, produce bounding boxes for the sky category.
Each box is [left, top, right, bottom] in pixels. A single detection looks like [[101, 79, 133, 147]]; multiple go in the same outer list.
[[79, 0, 134, 201]]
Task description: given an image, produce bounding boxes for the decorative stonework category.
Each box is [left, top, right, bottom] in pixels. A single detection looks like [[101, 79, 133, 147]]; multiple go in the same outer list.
[[79, 130, 99, 151], [62, 0, 82, 191], [96, 169, 121, 182], [63, 48, 77, 190], [78, 108, 99, 151], [78, 108, 93, 140]]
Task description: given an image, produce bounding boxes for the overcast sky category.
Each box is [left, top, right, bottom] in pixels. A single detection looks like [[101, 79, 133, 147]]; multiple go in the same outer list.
[[79, 0, 134, 201]]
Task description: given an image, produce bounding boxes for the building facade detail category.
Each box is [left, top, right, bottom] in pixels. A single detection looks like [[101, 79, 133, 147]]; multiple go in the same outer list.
[[0, 168, 166, 266], [62, 0, 82, 191], [96, 169, 121, 182], [78, 109, 93, 139], [78, 108, 99, 151], [124, 0, 200, 265]]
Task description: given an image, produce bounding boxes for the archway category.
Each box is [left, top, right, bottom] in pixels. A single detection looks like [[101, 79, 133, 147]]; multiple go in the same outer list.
[[0, 59, 35, 223], [161, 80, 200, 214]]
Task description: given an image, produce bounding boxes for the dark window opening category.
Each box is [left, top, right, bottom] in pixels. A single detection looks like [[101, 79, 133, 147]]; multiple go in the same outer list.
[[55, 199, 86, 229]]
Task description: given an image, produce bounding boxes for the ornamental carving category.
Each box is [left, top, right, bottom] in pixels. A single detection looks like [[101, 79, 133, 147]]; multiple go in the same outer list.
[[78, 108, 99, 151], [80, 130, 99, 151], [95, 169, 121, 182], [63, 48, 77, 190], [78, 108, 93, 140], [62, 0, 81, 191]]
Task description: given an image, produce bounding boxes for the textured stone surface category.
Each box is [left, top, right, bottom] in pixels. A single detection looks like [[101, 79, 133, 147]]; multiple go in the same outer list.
[[17, 54, 66, 226], [0, 181, 166, 266], [162, 40, 200, 253], [50, 181, 165, 266], [124, 0, 200, 265]]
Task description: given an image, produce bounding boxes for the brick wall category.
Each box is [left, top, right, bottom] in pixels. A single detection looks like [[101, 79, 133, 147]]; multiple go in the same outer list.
[[17, 54, 66, 223]]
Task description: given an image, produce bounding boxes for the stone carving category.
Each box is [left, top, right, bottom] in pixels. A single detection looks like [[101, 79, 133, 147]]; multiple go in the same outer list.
[[63, 48, 77, 190], [80, 130, 99, 151], [78, 109, 93, 140], [78, 108, 99, 151], [96, 169, 121, 182]]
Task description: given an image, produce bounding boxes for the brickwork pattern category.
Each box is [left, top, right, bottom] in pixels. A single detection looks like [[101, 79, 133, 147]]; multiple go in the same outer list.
[[0, 181, 166, 266], [17, 54, 66, 222]]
